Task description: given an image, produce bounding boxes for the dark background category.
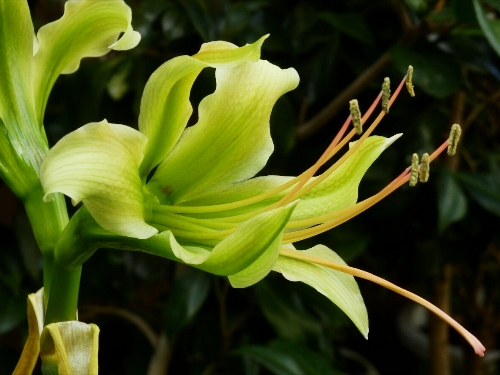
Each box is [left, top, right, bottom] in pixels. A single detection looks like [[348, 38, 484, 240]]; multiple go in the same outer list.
[[1, 0, 500, 374]]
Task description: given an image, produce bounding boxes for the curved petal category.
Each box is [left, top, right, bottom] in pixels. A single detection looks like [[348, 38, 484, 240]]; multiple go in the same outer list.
[[33, 0, 140, 125], [228, 234, 282, 288], [169, 135, 400, 221], [167, 231, 210, 265], [274, 245, 369, 339], [0, 0, 46, 170], [40, 322, 99, 375], [12, 288, 44, 375], [148, 59, 299, 203], [138, 36, 268, 176], [291, 134, 402, 221], [40, 120, 157, 239], [197, 202, 297, 276]]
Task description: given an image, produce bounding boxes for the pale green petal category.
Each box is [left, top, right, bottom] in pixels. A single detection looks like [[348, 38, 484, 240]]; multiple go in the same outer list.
[[274, 245, 369, 338], [33, 0, 140, 124], [0, 0, 46, 170], [166, 230, 210, 265], [148, 59, 299, 203], [197, 202, 297, 276], [228, 234, 282, 288], [40, 120, 157, 239], [40, 322, 100, 375], [291, 134, 402, 221], [12, 288, 44, 375], [139, 36, 269, 176], [172, 135, 399, 221]]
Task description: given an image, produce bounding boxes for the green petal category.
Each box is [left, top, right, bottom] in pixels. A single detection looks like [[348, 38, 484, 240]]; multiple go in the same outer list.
[[0, 0, 46, 170], [172, 135, 399, 221], [40, 120, 157, 239], [139, 36, 268, 176], [40, 322, 100, 375], [197, 202, 297, 276], [167, 230, 210, 265], [33, 0, 140, 125], [291, 134, 402, 221], [228, 234, 282, 288], [274, 245, 369, 339], [148, 56, 299, 203], [12, 288, 44, 375]]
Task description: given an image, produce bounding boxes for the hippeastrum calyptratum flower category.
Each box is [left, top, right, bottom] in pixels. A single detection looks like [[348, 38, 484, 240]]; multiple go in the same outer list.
[[40, 37, 485, 356]]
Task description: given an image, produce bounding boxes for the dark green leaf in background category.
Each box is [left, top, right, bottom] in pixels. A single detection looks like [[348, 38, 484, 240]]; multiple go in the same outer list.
[[319, 12, 374, 45], [163, 267, 211, 337], [391, 44, 462, 98], [437, 168, 468, 233], [456, 172, 500, 217]]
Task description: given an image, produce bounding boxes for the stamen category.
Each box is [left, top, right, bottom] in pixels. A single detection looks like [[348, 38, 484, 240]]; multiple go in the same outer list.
[[447, 124, 461, 156], [419, 153, 429, 183], [279, 248, 486, 357], [350, 99, 363, 135], [382, 77, 391, 113], [283, 135, 452, 242], [406, 66, 415, 97], [409, 153, 419, 187]]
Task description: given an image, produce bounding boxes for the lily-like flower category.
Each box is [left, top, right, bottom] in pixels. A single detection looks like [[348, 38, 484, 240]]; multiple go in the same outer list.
[[40, 37, 485, 356]]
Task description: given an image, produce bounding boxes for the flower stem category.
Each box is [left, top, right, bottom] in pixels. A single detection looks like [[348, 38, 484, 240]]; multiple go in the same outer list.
[[23, 186, 69, 306], [44, 264, 81, 325]]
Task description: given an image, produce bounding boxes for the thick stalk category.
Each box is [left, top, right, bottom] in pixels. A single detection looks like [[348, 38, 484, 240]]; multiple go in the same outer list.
[[23, 186, 69, 304], [44, 263, 81, 324]]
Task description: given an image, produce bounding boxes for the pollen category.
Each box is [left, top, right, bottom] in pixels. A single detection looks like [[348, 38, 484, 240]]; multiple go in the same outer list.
[[406, 65, 415, 97], [410, 153, 419, 186], [349, 99, 362, 135], [419, 153, 429, 183], [382, 77, 391, 113], [447, 124, 461, 156]]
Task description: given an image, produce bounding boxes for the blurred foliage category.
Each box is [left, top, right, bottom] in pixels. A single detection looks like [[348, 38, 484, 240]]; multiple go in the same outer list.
[[2, 0, 500, 374]]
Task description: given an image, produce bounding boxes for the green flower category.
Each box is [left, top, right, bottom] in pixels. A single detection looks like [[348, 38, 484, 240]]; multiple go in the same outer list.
[[40, 37, 485, 355]]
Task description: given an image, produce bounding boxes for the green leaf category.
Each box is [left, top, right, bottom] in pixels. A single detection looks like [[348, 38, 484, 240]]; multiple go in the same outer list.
[[178, 0, 215, 41], [33, 0, 141, 125], [0, 0, 47, 171], [437, 169, 468, 232], [254, 278, 322, 341], [234, 345, 303, 375], [139, 36, 268, 176], [319, 12, 374, 45], [148, 51, 299, 203], [456, 172, 500, 217], [40, 120, 157, 239], [235, 340, 342, 375], [163, 268, 211, 337], [391, 44, 462, 98], [474, 0, 500, 57], [274, 245, 369, 339]]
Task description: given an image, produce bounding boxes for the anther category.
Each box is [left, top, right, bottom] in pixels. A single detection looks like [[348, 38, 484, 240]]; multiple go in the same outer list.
[[406, 66, 415, 97], [410, 153, 419, 187], [349, 99, 362, 135], [382, 77, 391, 113], [419, 153, 429, 183], [448, 124, 462, 156]]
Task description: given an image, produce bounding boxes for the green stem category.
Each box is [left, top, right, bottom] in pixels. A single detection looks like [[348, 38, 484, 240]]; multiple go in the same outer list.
[[44, 263, 81, 324], [23, 186, 69, 305]]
